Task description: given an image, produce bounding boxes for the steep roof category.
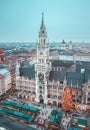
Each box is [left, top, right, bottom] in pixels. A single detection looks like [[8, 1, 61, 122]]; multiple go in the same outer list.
[[85, 72, 90, 82], [66, 72, 85, 87], [51, 60, 74, 68], [76, 61, 90, 72], [49, 70, 66, 82], [20, 64, 35, 78]]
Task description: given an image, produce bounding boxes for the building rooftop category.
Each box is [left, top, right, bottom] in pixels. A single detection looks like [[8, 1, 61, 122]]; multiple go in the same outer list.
[[0, 68, 10, 75], [20, 63, 35, 79], [75, 52, 90, 56], [49, 70, 66, 82], [76, 61, 90, 72], [60, 51, 73, 56], [0, 48, 5, 55], [51, 60, 74, 68], [0, 74, 4, 79], [66, 71, 85, 87]]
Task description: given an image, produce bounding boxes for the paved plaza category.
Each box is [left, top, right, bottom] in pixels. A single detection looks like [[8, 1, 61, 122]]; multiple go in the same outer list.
[[0, 96, 89, 130], [0, 117, 37, 130]]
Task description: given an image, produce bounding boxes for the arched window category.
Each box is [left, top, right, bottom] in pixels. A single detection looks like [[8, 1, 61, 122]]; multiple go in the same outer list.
[[40, 52, 43, 55], [39, 86, 42, 89], [40, 91, 42, 94], [44, 39, 45, 44], [41, 39, 42, 43]]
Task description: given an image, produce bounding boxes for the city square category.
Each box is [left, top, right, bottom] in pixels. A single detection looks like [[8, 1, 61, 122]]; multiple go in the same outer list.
[[0, 0, 90, 130]]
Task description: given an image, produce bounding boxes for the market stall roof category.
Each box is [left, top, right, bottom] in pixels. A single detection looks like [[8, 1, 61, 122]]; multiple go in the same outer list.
[[28, 117, 34, 122], [0, 93, 5, 98], [2, 100, 40, 114], [14, 111, 24, 117], [11, 102, 40, 114], [77, 118, 87, 127], [55, 116, 62, 123], [10, 102, 17, 106], [50, 115, 55, 122], [15, 103, 23, 108], [67, 127, 82, 130], [23, 114, 31, 119], [1, 107, 35, 123], [51, 109, 57, 115], [3, 100, 16, 108], [22, 105, 30, 110], [49, 121, 59, 127], [0, 110, 5, 114], [57, 110, 63, 117], [3, 100, 11, 105]]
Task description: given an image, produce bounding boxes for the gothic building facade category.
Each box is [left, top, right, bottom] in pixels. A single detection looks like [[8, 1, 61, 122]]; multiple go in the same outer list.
[[35, 13, 52, 104], [16, 14, 90, 106], [16, 14, 66, 106]]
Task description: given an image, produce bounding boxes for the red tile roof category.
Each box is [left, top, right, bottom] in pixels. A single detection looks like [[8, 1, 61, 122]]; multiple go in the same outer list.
[[16, 52, 36, 57], [0, 74, 4, 79], [7, 56, 17, 62], [0, 61, 3, 64], [0, 48, 5, 55], [75, 52, 90, 56]]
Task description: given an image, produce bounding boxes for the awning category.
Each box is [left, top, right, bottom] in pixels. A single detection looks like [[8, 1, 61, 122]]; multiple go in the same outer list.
[[14, 111, 24, 117], [23, 114, 31, 119], [51, 109, 57, 115], [15, 103, 23, 108], [28, 117, 34, 122], [0, 110, 5, 114], [57, 110, 63, 117], [49, 121, 59, 127], [50, 115, 55, 122], [77, 118, 87, 127], [67, 127, 82, 130], [22, 105, 30, 110]]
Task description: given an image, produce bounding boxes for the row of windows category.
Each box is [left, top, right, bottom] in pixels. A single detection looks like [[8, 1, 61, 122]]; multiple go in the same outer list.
[[52, 67, 61, 71], [40, 39, 45, 44], [38, 58, 49, 63], [39, 59, 44, 63]]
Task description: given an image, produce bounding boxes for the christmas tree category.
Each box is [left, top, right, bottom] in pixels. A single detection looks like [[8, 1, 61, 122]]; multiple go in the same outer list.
[[62, 87, 75, 111]]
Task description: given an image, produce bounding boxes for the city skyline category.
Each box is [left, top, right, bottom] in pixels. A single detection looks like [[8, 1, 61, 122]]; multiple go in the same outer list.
[[0, 0, 90, 42]]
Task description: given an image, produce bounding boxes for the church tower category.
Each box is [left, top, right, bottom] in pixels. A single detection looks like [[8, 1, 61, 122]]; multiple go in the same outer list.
[[35, 13, 51, 104]]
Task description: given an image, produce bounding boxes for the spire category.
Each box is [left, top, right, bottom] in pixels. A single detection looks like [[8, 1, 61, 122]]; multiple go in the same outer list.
[[39, 13, 47, 37], [41, 13, 44, 27], [40, 13, 45, 29]]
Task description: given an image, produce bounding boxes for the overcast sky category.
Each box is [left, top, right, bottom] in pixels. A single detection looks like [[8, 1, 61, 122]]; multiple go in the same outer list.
[[0, 0, 90, 42]]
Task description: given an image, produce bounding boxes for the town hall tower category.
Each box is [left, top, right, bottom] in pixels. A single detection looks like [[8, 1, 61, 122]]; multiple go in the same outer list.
[[35, 13, 51, 104]]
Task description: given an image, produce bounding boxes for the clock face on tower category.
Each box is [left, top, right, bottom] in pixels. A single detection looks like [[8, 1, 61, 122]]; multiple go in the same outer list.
[[38, 72, 44, 83]]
